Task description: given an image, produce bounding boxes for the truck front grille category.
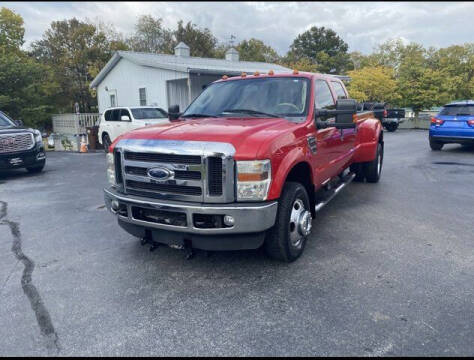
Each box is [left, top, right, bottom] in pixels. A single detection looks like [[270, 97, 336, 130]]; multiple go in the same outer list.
[[126, 180, 202, 196], [208, 157, 223, 196], [0, 133, 34, 154], [124, 151, 201, 164], [115, 140, 235, 203]]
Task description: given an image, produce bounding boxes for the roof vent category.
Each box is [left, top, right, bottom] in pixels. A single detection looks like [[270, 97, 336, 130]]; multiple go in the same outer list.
[[225, 47, 239, 62], [175, 42, 190, 57]]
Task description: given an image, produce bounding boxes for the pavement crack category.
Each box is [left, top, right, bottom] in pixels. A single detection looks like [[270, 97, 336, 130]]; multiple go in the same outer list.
[[0, 200, 61, 355]]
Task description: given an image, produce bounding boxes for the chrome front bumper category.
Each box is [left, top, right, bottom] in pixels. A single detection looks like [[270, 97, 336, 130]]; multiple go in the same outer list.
[[104, 187, 278, 235]]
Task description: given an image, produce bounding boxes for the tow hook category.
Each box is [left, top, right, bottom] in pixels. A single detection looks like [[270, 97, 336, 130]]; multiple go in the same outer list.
[[183, 241, 195, 260]]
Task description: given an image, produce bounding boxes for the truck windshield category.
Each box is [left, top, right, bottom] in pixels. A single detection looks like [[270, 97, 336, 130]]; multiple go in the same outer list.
[[131, 108, 167, 119], [183, 77, 311, 120], [0, 112, 15, 127]]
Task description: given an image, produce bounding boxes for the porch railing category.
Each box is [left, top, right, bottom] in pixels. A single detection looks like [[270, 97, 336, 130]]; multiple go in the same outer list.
[[52, 113, 101, 135]]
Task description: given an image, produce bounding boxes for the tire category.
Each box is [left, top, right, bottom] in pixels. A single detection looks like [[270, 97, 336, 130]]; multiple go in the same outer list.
[[429, 137, 443, 151], [102, 133, 112, 153], [385, 123, 398, 132], [26, 162, 45, 174], [364, 142, 383, 183], [264, 182, 312, 262], [350, 163, 365, 182]]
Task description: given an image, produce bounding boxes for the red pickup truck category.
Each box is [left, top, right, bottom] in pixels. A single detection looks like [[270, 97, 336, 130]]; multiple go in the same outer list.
[[104, 72, 383, 262]]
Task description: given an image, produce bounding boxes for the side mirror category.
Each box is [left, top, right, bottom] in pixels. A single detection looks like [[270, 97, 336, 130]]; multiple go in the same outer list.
[[120, 115, 131, 121], [168, 105, 180, 120], [334, 99, 357, 128], [15, 120, 24, 127], [315, 99, 357, 129]]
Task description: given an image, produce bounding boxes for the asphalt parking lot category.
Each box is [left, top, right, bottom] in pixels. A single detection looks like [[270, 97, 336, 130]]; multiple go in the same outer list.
[[0, 130, 473, 356]]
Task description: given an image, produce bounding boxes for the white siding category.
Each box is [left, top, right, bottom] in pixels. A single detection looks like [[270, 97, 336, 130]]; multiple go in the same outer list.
[[189, 74, 221, 102], [96, 58, 188, 114]]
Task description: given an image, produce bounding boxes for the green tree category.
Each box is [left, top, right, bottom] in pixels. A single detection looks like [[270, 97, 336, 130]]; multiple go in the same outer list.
[[0, 8, 59, 129], [429, 44, 474, 100], [347, 66, 400, 103], [127, 15, 173, 54], [0, 7, 24, 54], [396, 45, 450, 114], [280, 57, 317, 73], [287, 26, 352, 74], [31, 18, 123, 113], [236, 38, 280, 63], [174, 20, 217, 58]]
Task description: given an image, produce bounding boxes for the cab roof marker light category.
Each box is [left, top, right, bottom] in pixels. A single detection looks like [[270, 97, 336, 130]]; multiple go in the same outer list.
[[293, 69, 299, 74], [222, 75, 228, 79], [268, 70, 274, 75], [254, 71, 260, 76], [241, 72, 247, 77]]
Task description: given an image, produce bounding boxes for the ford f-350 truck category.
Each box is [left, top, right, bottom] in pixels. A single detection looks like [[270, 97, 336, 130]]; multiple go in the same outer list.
[[104, 72, 383, 262]]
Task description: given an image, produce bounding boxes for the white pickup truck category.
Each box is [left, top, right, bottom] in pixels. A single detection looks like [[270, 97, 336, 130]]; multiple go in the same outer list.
[[99, 106, 169, 152]]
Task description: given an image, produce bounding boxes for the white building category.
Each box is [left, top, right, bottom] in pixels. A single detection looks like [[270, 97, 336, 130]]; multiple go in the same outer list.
[[90, 42, 291, 114]]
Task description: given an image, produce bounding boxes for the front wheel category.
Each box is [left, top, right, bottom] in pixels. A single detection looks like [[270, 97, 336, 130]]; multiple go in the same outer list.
[[102, 134, 112, 153], [429, 137, 443, 151], [264, 182, 312, 262]]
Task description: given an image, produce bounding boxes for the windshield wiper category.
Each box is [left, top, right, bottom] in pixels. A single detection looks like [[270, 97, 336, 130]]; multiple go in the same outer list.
[[181, 113, 218, 118], [221, 109, 279, 118]]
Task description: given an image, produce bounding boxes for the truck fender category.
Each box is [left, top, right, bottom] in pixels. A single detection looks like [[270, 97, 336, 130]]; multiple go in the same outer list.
[[353, 119, 383, 163], [267, 147, 313, 200]]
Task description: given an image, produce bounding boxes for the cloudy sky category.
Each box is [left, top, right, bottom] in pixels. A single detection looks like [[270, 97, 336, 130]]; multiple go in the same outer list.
[[4, 1, 474, 55]]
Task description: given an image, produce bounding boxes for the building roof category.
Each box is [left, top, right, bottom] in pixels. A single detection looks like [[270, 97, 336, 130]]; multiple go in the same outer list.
[[90, 50, 292, 88]]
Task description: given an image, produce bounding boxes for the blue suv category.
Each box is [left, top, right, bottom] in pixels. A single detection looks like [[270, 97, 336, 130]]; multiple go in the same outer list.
[[429, 100, 474, 150]]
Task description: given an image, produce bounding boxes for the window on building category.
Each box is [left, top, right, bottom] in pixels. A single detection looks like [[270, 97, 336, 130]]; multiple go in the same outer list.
[[110, 94, 116, 107], [139, 88, 147, 106]]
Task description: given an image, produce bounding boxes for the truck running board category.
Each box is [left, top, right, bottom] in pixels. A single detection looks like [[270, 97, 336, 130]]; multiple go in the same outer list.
[[314, 172, 356, 213]]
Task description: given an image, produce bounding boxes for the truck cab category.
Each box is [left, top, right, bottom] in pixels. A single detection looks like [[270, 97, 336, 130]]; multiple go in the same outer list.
[[104, 72, 383, 262]]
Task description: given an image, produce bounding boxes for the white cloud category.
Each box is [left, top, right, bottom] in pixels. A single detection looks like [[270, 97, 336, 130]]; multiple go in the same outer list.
[[3, 1, 474, 55]]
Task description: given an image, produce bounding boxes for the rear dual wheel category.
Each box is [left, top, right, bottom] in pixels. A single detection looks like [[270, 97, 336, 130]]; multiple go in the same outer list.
[[349, 142, 383, 183]]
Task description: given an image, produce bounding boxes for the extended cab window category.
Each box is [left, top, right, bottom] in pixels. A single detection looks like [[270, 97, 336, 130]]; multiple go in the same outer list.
[[315, 80, 335, 109], [331, 81, 347, 99]]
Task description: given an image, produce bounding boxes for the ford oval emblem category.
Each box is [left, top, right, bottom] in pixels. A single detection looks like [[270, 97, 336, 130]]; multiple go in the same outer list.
[[147, 167, 174, 181]]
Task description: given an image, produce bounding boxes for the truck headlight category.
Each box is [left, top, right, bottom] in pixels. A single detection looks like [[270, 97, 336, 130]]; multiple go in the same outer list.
[[236, 160, 271, 201], [33, 130, 42, 143], [106, 153, 116, 185]]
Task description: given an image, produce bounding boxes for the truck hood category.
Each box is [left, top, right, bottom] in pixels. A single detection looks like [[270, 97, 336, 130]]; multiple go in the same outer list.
[[118, 116, 302, 159]]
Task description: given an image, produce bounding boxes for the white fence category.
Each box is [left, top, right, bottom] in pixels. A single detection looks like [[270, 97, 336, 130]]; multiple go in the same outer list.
[[52, 113, 101, 135]]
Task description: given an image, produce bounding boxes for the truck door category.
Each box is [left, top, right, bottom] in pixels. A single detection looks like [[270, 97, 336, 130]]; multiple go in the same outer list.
[[330, 80, 357, 168], [312, 79, 343, 184]]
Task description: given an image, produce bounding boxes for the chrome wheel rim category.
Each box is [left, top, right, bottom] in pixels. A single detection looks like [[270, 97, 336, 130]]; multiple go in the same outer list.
[[289, 199, 312, 249]]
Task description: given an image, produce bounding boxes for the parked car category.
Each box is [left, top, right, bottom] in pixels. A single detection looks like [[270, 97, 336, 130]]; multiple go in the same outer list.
[[361, 102, 405, 132], [103, 72, 384, 262], [0, 111, 46, 173], [99, 106, 169, 152], [429, 100, 474, 150]]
